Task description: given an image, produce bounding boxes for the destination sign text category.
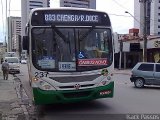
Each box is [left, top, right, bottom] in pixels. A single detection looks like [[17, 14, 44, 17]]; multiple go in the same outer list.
[[44, 14, 99, 23]]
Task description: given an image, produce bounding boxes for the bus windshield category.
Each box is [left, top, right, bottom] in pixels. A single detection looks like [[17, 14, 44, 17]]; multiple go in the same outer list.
[[32, 27, 112, 72]]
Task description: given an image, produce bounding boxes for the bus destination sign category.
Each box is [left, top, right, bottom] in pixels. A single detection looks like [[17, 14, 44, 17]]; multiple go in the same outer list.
[[31, 10, 111, 26], [44, 14, 99, 23]]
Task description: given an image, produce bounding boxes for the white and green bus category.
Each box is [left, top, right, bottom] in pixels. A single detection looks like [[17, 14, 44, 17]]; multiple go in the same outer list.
[[23, 8, 114, 105]]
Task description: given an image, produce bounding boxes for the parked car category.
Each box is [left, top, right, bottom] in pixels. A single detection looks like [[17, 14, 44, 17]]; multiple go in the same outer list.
[[130, 62, 160, 88], [21, 59, 27, 64]]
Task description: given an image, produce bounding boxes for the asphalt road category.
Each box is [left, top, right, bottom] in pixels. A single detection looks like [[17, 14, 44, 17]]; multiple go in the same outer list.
[[17, 64, 160, 120]]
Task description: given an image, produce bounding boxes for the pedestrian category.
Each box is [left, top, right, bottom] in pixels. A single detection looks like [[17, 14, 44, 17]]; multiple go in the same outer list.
[[1, 58, 3, 64], [1, 59, 9, 80]]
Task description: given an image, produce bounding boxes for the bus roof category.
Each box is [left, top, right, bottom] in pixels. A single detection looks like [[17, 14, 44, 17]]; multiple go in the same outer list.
[[29, 7, 107, 15]]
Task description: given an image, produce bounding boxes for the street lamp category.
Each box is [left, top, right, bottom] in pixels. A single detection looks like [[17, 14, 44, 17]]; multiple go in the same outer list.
[[125, 11, 142, 26], [125, 11, 147, 62]]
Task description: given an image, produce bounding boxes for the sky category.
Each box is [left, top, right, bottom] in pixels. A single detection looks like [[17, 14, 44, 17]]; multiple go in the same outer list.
[[0, 0, 134, 42]]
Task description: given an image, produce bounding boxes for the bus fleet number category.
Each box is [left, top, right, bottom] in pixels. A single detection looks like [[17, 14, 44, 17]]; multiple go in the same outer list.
[[35, 72, 48, 77]]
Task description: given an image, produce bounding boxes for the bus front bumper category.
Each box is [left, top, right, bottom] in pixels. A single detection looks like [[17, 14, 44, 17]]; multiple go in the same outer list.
[[33, 81, 114, 105]]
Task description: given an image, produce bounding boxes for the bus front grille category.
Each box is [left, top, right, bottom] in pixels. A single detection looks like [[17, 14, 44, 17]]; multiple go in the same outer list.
[[59, 84, 94, 89], [49, 74, 101, 83]]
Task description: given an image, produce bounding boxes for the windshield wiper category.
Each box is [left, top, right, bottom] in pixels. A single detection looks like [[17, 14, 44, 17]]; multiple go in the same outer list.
[[79, 27, 94, 41], [51, 26, 68, 43]]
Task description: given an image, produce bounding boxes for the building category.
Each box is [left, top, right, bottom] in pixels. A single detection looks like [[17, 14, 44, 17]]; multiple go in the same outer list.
[[114, 28, 160, 69], [0, 42, 6, 62], [134, 0, 157, 36], [7, 17, 21, 53], [150, 0, 160, 35], [21, 0, 50, 38], [60, 0, 96, 9]]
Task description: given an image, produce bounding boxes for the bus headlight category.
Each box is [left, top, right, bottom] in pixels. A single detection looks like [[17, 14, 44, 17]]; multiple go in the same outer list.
[[98, 80, 108, 86], [98, 76, 112, 87], [39, 80, 56, 90]]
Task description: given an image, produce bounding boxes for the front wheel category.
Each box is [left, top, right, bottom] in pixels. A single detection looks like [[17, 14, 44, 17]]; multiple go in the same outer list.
[[134, 78, 144, 88]]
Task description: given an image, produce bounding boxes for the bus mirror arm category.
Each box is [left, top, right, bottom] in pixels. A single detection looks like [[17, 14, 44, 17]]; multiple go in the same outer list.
[[23, 36, 29, 53]]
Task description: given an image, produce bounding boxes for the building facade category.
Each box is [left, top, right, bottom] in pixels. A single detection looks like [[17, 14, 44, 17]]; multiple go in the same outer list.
[[150, 0, 160, 35], [0, 42, 6, 62], [7, 17, 21, 53], [114, 28, 160, 69], [134, 0, 159, 36], [60, 0, 96, 9], [20, 0, 50, 59], [21, 0, 50, 38]]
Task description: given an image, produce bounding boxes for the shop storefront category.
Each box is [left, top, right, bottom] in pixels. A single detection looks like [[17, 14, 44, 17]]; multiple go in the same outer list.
[[114, 37, 160, 69]]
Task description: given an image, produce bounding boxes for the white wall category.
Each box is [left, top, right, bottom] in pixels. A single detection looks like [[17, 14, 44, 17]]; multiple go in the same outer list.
[[21, 0, 49, 37], [150, 0, 159, 35]]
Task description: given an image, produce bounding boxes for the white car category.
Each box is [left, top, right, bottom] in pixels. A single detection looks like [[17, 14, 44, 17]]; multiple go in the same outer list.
[[21, 59, 27, 64], [5, 57, 20, 74]]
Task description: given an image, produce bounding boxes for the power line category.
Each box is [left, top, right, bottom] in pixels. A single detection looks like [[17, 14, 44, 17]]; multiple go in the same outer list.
[[109, 13, 130, 17], [112, 0, 132, 12]]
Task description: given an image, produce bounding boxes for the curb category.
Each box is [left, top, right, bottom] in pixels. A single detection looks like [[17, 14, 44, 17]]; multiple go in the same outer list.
[[113, 69, 131, 75], [113, 72, 131, 75], [14, 76, 38, 120], [14, 77, 30, 120], [0, 74, 25, 120]]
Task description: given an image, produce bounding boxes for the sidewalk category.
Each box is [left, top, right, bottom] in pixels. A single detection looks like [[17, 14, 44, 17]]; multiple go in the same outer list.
[[0, 71, 25, 120], [113, 69, 132, 75]]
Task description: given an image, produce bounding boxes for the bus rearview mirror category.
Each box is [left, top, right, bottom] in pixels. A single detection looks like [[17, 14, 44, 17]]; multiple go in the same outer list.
[[23, 36, 29, 53]]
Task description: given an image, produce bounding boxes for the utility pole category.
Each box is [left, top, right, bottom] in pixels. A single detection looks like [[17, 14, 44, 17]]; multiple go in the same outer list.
[[5, 0, 8, 52], [119, 40, 123, 69], [139, 0, 148, 62], [143, 0, 147, 62], [18, 35, 22, 60]]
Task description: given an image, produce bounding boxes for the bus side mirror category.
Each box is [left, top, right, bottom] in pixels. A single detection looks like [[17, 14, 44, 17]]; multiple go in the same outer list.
[[23, 36, 29, 53]]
